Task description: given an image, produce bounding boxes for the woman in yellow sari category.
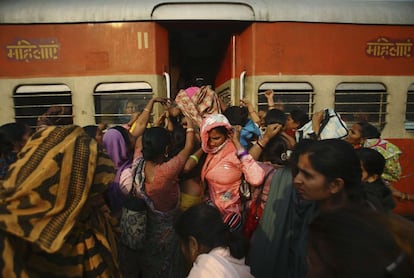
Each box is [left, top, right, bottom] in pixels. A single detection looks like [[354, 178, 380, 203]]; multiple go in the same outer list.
[[0, 125, 120, 277]]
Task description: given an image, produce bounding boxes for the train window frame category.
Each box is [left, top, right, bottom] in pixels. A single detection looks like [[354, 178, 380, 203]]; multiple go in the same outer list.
[[94, 82, 153, 125], [13, 84, 73, 128], [405, 84, 414, 130], [216, 87, 232, 108], [257, 82, 314, 118], [334, 82, 387, 131]]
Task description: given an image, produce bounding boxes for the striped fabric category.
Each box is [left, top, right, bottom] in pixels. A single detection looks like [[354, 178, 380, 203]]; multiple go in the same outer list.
[[0, 125, 120, 277]]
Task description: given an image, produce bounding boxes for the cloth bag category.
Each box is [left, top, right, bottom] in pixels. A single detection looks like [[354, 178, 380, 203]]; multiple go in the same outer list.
[[120, 159, 147, 250], [296, 108, 348, 141]]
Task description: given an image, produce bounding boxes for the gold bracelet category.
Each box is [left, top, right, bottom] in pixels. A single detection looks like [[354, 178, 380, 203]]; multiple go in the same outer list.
[[186, 128, 194, 133], [143, 108, 150, 113]]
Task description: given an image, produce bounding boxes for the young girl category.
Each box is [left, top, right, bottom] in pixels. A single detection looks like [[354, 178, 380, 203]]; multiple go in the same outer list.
[[356, 147, 395, 213]]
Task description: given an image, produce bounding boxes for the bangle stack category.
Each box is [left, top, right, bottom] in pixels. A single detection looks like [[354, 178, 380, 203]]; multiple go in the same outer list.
[[237, 150, 248, 159], [189, 155, 199, 164]]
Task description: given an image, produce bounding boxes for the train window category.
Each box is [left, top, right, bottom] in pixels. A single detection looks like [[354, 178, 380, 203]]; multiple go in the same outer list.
[[334, 83, 387, 130], [94, 82, 153, 125], [257, 82, 314, 117], [405, 84, 414, 130], [216, 87, 232, 107], [13, 84, 73, 128]]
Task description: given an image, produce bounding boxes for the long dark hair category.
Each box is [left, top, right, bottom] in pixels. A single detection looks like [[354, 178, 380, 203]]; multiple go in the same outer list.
[[263, 134, 290, 165], [142, 127, 171, 161], [175, 203, 248, 259], [357, 121, 381, 139]]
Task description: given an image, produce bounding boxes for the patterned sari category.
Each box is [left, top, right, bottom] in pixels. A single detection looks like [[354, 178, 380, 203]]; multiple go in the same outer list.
[[175, 85, 222, 127], [0, 125, 120, 277]]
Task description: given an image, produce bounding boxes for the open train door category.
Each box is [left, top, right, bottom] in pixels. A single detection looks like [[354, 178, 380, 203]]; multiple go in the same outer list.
[[162, 21, 250, 105]]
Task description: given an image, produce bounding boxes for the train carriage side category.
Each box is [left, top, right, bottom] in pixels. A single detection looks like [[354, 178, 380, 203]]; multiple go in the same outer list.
[[218, 21, 414, 215], [0, 22, 170, 127]]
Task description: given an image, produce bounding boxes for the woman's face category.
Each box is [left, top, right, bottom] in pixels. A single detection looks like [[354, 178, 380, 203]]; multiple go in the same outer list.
[[207, 128, 227, 149], [125, 101, 136, 114], [345, 123, 363, 147], [293, 153, 332, 201]]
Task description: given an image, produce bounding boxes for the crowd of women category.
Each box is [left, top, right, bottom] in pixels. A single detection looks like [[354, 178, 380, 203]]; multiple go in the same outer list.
[[1, 85, 414, 277]]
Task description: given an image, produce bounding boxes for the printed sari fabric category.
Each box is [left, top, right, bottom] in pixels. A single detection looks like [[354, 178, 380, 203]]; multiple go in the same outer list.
[[0, 125, 120, 277], [175, 85, 222, 127], [132, 157, 186, 278], [364, 138, 402, 183]]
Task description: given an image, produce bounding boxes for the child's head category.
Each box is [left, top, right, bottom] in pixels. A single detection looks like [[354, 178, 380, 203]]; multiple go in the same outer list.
[[264, 108, 286, 127], [356, 147, 385, 183], [286, 109, 309, 130], [223, 106, 249, 126]]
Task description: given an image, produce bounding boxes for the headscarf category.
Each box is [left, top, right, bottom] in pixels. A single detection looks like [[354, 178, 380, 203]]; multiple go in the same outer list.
[[102, 126, 133, 212], [200, 114, 233, 153], [0, 125, 119, 276], [175, 85, 222, 127]]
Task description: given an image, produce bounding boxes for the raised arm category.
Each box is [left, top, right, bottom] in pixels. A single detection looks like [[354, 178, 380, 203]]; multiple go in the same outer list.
[[249, 123, 283, 160], [241, 98, 261, 125], [130, 96, 168, 138], [311, 110, 324, 140], [177, 116, 195, 160], [183, 147, 204, 174], [264, 90, 275, 109]]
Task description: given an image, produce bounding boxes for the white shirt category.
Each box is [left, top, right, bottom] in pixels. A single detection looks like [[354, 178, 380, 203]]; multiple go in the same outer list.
[[188, 247, 254, 278]]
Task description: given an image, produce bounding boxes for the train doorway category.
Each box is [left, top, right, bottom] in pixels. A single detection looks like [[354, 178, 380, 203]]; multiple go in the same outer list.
[[163, 21, 249, 97]]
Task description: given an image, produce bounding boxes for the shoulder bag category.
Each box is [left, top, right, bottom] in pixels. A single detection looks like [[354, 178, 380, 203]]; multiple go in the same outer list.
[[120, 159, 147, 250]]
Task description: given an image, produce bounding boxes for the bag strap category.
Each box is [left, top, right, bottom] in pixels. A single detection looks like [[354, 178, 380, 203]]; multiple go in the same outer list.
[[252, 168, 277, 215], [318, 109, 331, 137], [334, 111, 349, 135], [131, 158, 146, 197]]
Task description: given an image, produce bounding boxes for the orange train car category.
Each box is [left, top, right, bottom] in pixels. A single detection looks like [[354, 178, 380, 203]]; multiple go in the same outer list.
[[1, 0, 414, 215]]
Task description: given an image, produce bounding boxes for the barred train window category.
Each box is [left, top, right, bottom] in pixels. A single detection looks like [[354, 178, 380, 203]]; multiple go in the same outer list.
[[216, 87, 231, 107], [257, 82, 314, 117], [334, 83, 387, 131], [94, 82, 153, 125], [405, 84, 414, 130], [13, 84, 73, 128]]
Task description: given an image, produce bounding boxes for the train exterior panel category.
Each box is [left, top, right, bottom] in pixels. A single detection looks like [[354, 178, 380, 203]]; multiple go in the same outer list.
[[218, 22, 414, 215], [242, 23, 414, 76], [1, 22, 168, 77]]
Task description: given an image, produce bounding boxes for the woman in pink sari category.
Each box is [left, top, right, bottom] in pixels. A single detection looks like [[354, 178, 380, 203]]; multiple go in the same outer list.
[[200, 114, 264, 232]]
